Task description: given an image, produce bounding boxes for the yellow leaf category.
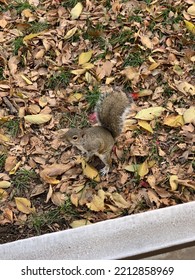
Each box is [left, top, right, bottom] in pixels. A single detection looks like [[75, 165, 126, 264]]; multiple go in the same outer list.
[[0, 189, 8, 200], [138, 160, 149, 177], [70, 219, 91, 228], [124, 164, 140, 172], [20, 74, 33, 85], [23, 32, 42, 42], [70, 2, 83, 20], [81, 158, 100, 182], [163, 115, 184, 127], [138, 120, 153, 133], [82, 62, 94, 69], [78, 50, 93, 65], [70, 193, 79, 207], [9, 161, 21, 175], [71, 69, 86, 75], [0, 181, 11, 189], [67, 93, 83, 103], [86, 189, 105, 211], [187, 4, 195, 16], [110, 193, 130, 209], [15, 197, 35, 214], [183, 107, 195, 125], [184, 20, 195, 35], [64, 27, 77, 40], [138, 89, 153, 97], [169, 175, 178, 191], [135, 107, 165, 121], [21, 8, 34, 18], [0, 133, 10, 142], [24, 114, 52, 124]]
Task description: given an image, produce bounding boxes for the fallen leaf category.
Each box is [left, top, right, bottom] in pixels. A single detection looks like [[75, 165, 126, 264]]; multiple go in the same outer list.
[[70, 2, 83, 20], [184, 20, 195, 34], [80, 158, 100, 182], [135, 107, 165, 121], [138, 160, 149, 177], [15, 197, 35, 214], [110, 193, 130, 209], [40, 164, 71, 184], [78, 50, 93, 65], [163, 115, 184, 127], [0, 181, 11, 188], [71, 69, 86, 75], [183, 107, 195, 125], [140, 35, 153, 49], [51, 192, 67, 206], [64, 27, 77, 40], [187, 4, 195, 16], [70, 219, 91, 228], [174, 80, 195, 95], [24, 114, 52, 124], [169, 175, 178, 191], [138, 120, 153, 133], [86, 189, 105, 211], [9, 161, 21, 175]]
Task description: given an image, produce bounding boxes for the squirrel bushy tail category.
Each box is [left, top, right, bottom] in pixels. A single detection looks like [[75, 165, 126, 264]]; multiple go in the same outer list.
[[95, 87, 131, 138]]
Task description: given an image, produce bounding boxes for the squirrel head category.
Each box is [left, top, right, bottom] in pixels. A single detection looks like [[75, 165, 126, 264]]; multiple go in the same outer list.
[[60, 128, 84, 145]]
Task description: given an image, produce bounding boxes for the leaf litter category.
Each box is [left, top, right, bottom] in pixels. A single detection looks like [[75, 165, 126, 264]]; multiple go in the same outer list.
[[0, 0, 195, 243]]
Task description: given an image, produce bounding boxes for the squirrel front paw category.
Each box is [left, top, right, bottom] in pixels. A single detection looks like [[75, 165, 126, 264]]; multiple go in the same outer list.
[[100, 166, 109, 176]]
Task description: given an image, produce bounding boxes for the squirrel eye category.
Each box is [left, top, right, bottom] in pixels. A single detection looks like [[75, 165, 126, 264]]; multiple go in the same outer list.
[[72, 135, 78, 141]]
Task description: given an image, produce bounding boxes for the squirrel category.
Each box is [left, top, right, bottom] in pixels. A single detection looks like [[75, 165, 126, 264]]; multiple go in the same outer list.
[[60, 87, 132, 175]]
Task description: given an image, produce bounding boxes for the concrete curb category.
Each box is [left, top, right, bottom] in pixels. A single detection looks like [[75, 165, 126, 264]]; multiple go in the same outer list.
[[1, 201, 195, 259]]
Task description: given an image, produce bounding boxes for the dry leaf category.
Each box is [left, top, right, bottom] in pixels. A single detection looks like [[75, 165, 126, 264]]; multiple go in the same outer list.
[[140, 35, 153, 49], [0, 181, 11, 188], [86, 189, 105, 211], [64, 27, 77, 40], [163, 115, 184, 127], [51, 192, 66, 206], [135, 107, 165, 121], [15, 197, 35, 214], [80, 158, 100, 182], [70, 2, 83, 20], [110, 193, 130, 209], [138, 120, 153, 133], [184, 20, 195, 34], [78, 50, 93, 65], [70, 219, 91, 228], [138, 160, 149, 177], [40, 164, 71, 184], [183, 107, 195, 125], [174, 80, 195, 95], [169, 175, 178, 191], [24, 114, 52, 124]]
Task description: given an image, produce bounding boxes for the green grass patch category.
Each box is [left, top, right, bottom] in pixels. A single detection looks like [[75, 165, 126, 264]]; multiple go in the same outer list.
[[30, 199, 78, 234], [14, 0, 34, 14], [0, 67, 4, 80], [110, 30, 133, 46], [13, 37, 24, 55], [46, 71, 72, 89], [29, 21, 49, 33], [59, 111, 89, 129], [123, 51, 144, 67], [86, 86, 101, 109], [61, 0, 85, 8], [3, 119, 20, 137], [0, 154, 6, 172], [11, 169, 38, 195]]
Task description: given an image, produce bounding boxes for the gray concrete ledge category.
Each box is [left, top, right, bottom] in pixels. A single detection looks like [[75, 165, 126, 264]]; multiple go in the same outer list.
[[0, 201, 195, 259]]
